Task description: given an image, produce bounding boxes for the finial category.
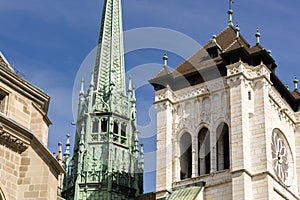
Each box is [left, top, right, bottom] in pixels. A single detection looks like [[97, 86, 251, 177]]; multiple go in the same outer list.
[[90, 71, 94, 87], [128, 75, 133, 91], [211, 35, 217, 44], [255, 28, 261, 45], [163, 51, 168, 66], [64, 133, 71, 157], [56, 142, 63, 164], [235, 23, 240, 38], [228, 0, 234, 27], [80, 78, 85, 95], [294, 75, 298, 91]]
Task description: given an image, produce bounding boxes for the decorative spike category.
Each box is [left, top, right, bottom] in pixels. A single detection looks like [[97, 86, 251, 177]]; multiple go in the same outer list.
[[228, 9, 234, 27], [134, 131, 139, 153], [228, 0, 234, 27], [132, 86, 136, 104], [80, 78, 85, 95], [64, 133, 71, 157], [140, 144, 144, 169], [56, 142, 63, 165], [128, 75, 133, 92], [294, 75, 298, 91], [235, 23, 240, 38], [211, 35, 217, 44], [255, 28, 261, 45], [90, 71, 94, 88], [163, 51, 168, 66]]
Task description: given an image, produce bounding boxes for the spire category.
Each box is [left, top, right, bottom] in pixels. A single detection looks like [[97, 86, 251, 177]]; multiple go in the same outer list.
[[294, 75, 298, 91], [163, 51, 168, 66], [255, 28, 261, 45], [93, 0, 126, 100], [228, 0, 234, 27]]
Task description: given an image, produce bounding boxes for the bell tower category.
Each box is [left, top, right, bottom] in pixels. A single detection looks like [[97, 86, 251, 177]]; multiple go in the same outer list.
[[150, 3, 300, 200], [62, 0, 144, 199]]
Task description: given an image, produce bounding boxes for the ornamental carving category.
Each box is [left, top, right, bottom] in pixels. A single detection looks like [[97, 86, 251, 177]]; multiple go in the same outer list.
[[271, 129, 294, 186], [0, 129, 29, 153]]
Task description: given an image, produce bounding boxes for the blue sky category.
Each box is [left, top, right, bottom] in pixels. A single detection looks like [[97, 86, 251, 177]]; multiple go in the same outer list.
[[0, 0, 299, 193]]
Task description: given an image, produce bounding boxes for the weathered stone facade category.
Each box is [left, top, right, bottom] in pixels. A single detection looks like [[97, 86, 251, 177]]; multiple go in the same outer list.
[[150, 25, 300, 199], [0, 54, 64, 200]]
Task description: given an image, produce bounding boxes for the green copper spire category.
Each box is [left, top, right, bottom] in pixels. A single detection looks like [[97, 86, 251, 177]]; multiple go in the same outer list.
[[94, 0, 126, 113], [62, 0, 143, 199]]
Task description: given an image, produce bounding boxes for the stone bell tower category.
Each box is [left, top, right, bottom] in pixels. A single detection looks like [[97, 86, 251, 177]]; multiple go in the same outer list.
[[61, 0, 144, 199], [150, 4, 300, 200]]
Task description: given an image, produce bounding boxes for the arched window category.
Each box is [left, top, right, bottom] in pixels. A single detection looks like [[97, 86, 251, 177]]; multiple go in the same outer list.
[[92, 119, 99, 133], [121, 123, 126, 137], [216, 123, 230, 171], [180, 133, 192, 180], [101, 119, 108, 132], [113, 121, 119, 134], [198, 128, 210, 175]]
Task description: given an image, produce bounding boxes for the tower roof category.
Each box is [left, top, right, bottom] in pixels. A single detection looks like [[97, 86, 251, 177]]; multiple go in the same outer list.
[[149, 25, 299, 111]]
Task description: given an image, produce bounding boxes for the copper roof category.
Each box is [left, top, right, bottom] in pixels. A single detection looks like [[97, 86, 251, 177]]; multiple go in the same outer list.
[[167, 186, 203, 200]]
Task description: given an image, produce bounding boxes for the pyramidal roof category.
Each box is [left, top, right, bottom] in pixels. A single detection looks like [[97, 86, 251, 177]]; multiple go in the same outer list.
[[149, 21, 299, 111]]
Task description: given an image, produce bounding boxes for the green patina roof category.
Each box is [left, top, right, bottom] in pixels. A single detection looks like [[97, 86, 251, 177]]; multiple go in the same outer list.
[[167, 186, 202, 200]]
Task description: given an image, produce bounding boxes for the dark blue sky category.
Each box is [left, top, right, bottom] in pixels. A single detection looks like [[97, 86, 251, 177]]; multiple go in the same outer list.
[[0, 0, 299, 193]]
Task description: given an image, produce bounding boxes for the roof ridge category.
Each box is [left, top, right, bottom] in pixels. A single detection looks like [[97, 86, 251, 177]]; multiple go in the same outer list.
[[150, 65, 171, 80], [224, 40, 238, 52]]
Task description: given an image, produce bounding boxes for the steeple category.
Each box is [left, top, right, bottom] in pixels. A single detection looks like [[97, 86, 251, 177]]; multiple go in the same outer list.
[[93, 0, 126, 112], [62, 0, 143, 199]]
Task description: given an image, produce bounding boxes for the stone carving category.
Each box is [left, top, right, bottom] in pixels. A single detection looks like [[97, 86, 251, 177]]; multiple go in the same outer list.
[[271, 130, 294, 186], [0, 130, 28, 153], [272, 133, 289, 182]]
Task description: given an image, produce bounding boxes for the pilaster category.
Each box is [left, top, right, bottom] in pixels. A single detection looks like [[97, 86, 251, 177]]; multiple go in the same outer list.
[[155, 87, 174, 199], [295, 112, 300, 197]]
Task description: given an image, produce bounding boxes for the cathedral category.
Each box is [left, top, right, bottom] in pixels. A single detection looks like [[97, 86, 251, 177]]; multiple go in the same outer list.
[[0, 0, 299, 199], [149, 4, 300, 200]]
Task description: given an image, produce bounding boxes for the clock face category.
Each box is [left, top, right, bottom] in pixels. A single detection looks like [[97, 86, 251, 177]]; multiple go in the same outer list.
[[271, 129, 294, 187]]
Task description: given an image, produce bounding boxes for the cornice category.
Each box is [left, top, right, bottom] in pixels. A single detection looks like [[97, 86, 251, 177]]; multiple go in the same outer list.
[[0, 65, 50, 113], [0, 113, 64, 174]]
